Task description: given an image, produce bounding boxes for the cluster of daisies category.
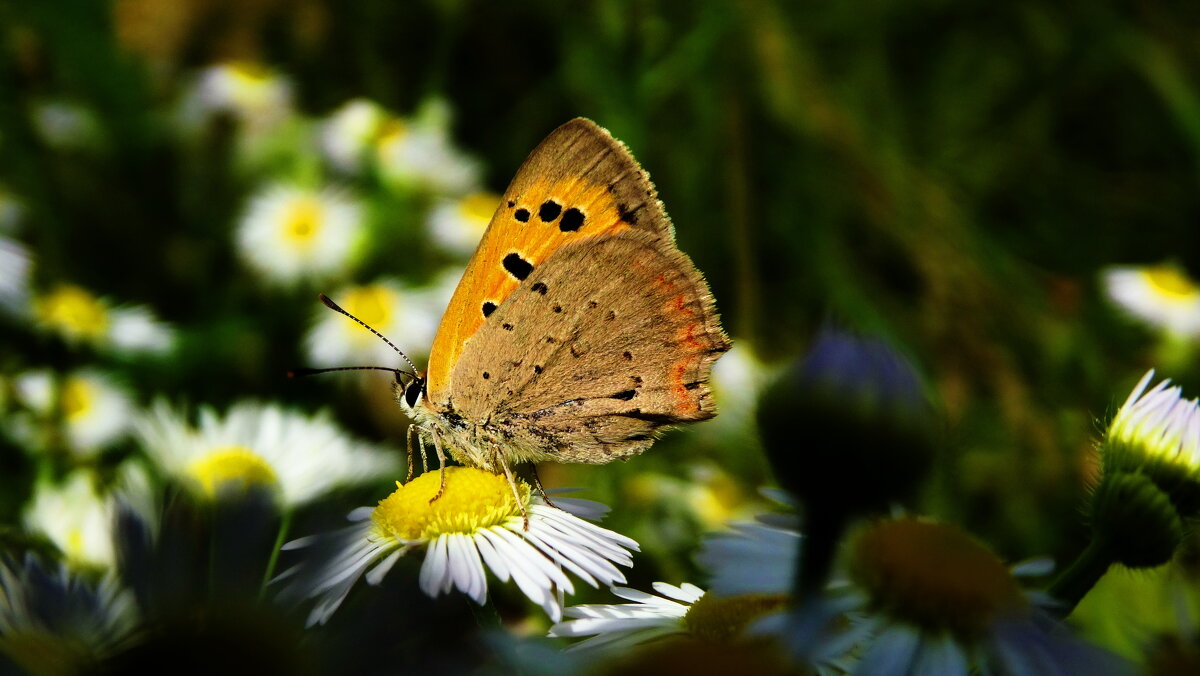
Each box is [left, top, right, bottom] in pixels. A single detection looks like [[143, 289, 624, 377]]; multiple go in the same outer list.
[[3, 54, 740, 672], [0, 57, 567, 672], [5, 51, 1200, 673]]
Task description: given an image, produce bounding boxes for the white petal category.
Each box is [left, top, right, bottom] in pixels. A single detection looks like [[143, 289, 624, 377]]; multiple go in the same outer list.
[[473, 530, 511, 583], [419, 534, 451, 598], [653, 581, 705, 603], [477, 528, 548, 608], [364, 548, 404, 586]]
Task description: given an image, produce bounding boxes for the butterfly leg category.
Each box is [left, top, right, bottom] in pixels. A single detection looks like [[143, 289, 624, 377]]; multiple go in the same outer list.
[[528, 464, 559, 511], [405, 424, 416, 482], [425, 428, 449, 504], [418, 432, 430, 475], [497, 455, 530, 530]]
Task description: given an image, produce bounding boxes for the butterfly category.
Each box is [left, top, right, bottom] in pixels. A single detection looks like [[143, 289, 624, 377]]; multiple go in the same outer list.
[[318, 118, 730, 510]]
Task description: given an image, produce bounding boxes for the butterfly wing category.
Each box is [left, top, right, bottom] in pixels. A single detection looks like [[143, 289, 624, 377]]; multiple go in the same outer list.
[[425, 118, 673, 401], [445, 228, 730, 463]]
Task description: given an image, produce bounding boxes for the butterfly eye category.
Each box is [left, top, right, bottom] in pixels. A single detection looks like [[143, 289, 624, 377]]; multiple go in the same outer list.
[[405, 379, 423, 407]]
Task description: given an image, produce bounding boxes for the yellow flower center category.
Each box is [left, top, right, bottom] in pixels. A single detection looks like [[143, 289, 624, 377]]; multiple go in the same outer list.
[[341, 284, 396, 330], [187, 446, 278, 497], [34, 285, 109, 341], [281, 197, 323, 248], [458, 192, 501, 227], [228, 61, 274, 87], [375, 119, 409, 154], [65, 527, 85, 559], [60, 377, 92, 421], [682, 593, 790, 642], [372, 466, 529, 541], [1142, 266, 1199, 300], [849, 518, 1026, 638]]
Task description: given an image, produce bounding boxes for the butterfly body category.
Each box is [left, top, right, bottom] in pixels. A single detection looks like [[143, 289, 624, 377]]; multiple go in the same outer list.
[[398, 118, 729, 479]]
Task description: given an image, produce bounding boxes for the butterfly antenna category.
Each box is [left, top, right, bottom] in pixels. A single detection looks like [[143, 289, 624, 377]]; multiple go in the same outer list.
[[289, 365, 413, 380], [317, 293, 421, 376]]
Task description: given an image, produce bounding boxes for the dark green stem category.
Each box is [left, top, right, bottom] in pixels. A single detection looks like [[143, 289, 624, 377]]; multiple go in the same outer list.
[[207, 501, 218, 599], [794, 510, 848, 603], [260, 510, 293, 599], [1046, 538, 1113, 617]]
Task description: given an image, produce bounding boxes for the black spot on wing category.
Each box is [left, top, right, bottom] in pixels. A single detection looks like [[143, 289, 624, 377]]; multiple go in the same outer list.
[[531, 282, 548, 294], [618, 203, 641, 225], [610, 390, 637, 401], [539, 200, 562, 222], [503, 253, 533, 280], [482, 301, 497, 317], [514, 208, 530, 222], [559, 208, 584, 232]]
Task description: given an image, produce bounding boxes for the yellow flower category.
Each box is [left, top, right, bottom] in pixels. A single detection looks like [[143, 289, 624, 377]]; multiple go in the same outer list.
[[1104, 264, 1200, 337], [280, 467, 637, 625]]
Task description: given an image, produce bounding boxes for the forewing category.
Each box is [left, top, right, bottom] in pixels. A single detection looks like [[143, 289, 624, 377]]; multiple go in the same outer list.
[[425, 118, 673, 401]]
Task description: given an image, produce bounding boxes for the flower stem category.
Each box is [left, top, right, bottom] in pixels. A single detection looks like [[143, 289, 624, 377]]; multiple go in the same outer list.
[[1046, 539, 1113, 617], [793, 510, 847, 603], [260, 510, 293, 599]]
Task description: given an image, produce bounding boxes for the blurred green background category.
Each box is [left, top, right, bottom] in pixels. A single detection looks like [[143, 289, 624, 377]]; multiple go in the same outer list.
[[3, 0, 1200, 661]]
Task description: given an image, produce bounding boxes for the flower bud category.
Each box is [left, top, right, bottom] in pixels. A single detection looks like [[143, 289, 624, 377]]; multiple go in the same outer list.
[[757, 329, 936, 516], [1089, 471, 1183, 569]]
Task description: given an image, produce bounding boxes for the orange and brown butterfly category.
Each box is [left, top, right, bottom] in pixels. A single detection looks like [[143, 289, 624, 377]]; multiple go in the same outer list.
[[318, 118, 730, 507]]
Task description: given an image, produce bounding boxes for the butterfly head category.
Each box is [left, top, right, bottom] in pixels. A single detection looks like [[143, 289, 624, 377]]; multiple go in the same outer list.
[[397, 370, 426, 410]]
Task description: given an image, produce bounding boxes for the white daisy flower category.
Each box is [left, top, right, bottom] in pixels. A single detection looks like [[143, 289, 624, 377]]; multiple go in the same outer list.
[[320, 98, 388, 174], [31, 284, 110, 345], [697, 519, 801, 597], [182, 61, 293, 132], [13, 369, 134, 457], [304, 278, 443, 368], [550, 582, 792, 654], [0, 237, 31, 314], [278, 466, 638, 626], [23, 471, 117, 569], [426, 192, 500, 257], [107, 305, 176, 354], [135, 400, 399, 507], [549, 582, 703, 651], [375, 102, 481, 196], [30, 284, 175, 355], [0, 555, 137, 673], [1081, 370, 1199, 576], [1103, 264, 1200, 337], [1104, 369, 1200, 475], [235, 183, 365, 286], [798, 517, 1125, 675]]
